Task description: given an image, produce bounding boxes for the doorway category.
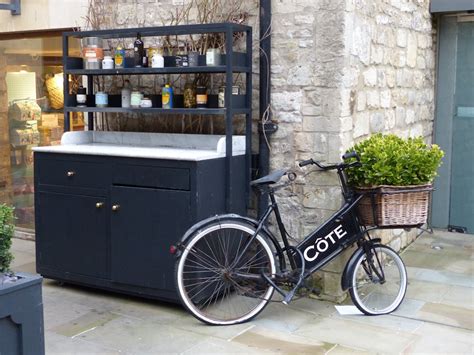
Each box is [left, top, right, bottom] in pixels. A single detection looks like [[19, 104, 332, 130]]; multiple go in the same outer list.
[[432, 15, 474, 233]]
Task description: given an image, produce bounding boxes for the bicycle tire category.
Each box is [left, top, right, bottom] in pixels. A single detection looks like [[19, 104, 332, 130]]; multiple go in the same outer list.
[[349, 244, 407, 315], [175, 219, 276, 325]]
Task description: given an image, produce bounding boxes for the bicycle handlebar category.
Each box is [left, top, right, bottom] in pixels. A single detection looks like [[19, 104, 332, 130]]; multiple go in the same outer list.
[[299, 151, 361, 171]]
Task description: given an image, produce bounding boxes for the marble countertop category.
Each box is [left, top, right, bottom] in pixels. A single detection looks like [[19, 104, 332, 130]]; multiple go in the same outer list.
[[33, 131, 246, 161]]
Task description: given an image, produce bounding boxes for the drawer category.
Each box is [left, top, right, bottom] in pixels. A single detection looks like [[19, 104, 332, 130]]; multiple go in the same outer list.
[[37, 157, 109, 189], [113, 164, 190, 191]]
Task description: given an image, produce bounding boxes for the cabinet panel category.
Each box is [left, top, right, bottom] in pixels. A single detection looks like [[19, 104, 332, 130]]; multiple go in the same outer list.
[[110, 186, 191, 290], [36, 191, 108, 279]]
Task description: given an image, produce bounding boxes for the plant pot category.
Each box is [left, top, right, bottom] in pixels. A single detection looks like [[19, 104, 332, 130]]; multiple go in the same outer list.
[[355, 184, 433, 227], [0, 273, 45, 355]]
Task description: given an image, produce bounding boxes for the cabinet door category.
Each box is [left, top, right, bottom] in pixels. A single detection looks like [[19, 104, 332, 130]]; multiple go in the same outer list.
[[110, 186, 191, 291], [36, 191, 108, 279]]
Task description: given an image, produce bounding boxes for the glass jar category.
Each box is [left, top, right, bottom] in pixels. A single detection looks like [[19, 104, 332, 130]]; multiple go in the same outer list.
[[76, 86, 87, 107], [131, 91, 143, 108], [95, 91, 108, 107], [196, 86, 208, 108], [184, 83, 196, 108]]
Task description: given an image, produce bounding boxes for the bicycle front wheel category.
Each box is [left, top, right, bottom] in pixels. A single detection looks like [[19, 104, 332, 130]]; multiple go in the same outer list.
[[175, 220, 276, 325], [349, 245, 407, 315]]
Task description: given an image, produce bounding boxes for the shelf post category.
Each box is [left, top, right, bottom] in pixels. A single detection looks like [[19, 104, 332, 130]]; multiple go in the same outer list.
[[225, 25, 234, 213], [62, 33, 70, 132], [245, 27, 252, 210]]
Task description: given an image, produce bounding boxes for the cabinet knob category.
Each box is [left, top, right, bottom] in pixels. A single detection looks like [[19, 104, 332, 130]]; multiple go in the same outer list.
[[66, 171, 76, 177], [96, 202, 104, 209], [112, 204, 120, 211]]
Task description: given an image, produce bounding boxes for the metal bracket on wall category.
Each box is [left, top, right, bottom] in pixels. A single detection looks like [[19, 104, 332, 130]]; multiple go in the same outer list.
[[0, 0, 21, 15], [258, 122, 278, 134]]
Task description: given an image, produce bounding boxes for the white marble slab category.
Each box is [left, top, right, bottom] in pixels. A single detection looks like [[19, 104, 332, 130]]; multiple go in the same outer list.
[[33, 132, 246, 161]]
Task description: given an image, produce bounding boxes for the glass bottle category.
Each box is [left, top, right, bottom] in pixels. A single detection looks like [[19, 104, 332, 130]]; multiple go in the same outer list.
[[134, 33, 144, 67]]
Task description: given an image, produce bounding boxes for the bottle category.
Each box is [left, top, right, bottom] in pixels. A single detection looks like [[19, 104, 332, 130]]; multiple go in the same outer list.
[[121, 80, 131, 108], [134, 33, 144, 67], [115, 45, 125, 68], [162, 84, 173, 109], [183, 82, 196, 108]]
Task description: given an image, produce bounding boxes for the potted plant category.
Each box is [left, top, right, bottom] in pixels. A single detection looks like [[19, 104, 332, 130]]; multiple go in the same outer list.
[[0, 204, 45, 355], [345, 134, 444, 227]]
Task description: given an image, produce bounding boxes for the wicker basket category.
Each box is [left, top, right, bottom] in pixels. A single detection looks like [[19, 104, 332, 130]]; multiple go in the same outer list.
[[356, 184, 432, 227]]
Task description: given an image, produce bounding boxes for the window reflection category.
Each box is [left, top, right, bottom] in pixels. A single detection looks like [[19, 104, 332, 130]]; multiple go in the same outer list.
[[0, 35, 81, 231]]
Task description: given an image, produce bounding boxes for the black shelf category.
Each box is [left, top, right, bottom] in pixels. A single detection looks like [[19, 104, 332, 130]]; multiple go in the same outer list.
[[65, 106, 251, 115], [65, 65, 250, 76], [63, 23, 253, 211]]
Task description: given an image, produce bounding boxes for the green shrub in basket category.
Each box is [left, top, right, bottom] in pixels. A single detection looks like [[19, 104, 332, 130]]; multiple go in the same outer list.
[[346, 134, 444, 187]]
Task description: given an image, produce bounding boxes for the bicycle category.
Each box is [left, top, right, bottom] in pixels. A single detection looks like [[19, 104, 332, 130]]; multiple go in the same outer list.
[[173, 152, 408, 325]]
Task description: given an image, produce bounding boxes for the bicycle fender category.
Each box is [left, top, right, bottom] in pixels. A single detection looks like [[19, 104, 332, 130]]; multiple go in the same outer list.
[[341, 239, 382, 291], [176, 214, 283, 260]]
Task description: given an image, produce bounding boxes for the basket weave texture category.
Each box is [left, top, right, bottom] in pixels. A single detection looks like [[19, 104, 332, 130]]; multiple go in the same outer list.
[[356, 184, 432, 227]]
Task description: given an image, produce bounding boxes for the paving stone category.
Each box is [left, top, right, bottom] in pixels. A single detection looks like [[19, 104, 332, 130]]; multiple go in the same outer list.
[[232, 326, 334, 354], [51, 310, 119, 337], [439, 285, 474, 310], [45, 332, 121, 355], [182, 337, 275, 354], [415, 303, 474, 330], [404, 279, 450, 303], [406, 266, 473, 288], [293, 317, 416, 353]]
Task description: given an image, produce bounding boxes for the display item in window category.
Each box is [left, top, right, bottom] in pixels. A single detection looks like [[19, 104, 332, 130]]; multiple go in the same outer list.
[[162, 84, 173, 109]]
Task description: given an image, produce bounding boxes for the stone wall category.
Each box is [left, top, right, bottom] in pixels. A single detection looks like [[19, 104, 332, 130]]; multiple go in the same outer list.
[[268, 0, 436, 300]]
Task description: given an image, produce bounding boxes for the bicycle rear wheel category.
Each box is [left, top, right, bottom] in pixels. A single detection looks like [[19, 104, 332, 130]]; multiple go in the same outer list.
[[175, 220, 276, 325], [349, 244, 407, 315]]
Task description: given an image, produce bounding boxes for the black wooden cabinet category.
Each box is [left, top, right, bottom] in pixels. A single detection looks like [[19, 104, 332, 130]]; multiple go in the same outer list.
[[35, 152, 245, 302]]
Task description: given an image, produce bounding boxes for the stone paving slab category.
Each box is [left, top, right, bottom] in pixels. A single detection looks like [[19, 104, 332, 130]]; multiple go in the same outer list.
[[9, 230, 474, 354]]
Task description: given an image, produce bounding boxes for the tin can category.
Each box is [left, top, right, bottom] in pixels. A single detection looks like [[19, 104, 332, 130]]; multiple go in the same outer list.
[[114, 46, 125, 68], [162, 84, 173, 109]]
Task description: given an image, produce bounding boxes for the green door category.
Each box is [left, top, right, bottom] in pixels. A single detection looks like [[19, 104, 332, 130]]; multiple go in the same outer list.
[[450, 21, 474, 233], [433, 17, 474, 233]]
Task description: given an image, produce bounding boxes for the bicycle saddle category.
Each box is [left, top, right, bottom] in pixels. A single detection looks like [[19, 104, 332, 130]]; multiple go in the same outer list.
[[250, 169, 287, 187]]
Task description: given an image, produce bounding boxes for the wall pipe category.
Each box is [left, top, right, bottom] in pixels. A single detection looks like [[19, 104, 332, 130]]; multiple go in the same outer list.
[[258, 0, 277, 217]]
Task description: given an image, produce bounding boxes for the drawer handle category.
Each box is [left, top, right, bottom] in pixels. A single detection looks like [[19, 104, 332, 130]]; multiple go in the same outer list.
[[112, 204, 120, 212], [96, 202, 104, 209], [66, 171, 76, 177]]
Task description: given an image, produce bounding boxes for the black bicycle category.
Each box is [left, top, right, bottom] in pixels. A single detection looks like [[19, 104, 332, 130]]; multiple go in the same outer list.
[[174, 152, 408, 325]]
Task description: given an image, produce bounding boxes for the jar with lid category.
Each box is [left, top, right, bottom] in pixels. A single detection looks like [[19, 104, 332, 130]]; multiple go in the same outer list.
[[76, 86, 87, 107], [206, 48, 221, 66], [140, 97, 152, 108], [115, 45, 125, 68], [130, 91, 143, 108], [102, 55, 114, 69], [196, 86, 208, 108], [183, 82, 196, 108], [95, 91, 108, 107]]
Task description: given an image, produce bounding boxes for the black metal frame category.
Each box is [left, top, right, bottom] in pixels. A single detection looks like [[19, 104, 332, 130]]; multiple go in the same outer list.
[[62, 23, 253, 212], [230, 159, 379, 301]]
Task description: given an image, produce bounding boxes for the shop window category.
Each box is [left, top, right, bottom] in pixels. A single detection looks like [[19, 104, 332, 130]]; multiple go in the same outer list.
[[0, 31, 81, 231]]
